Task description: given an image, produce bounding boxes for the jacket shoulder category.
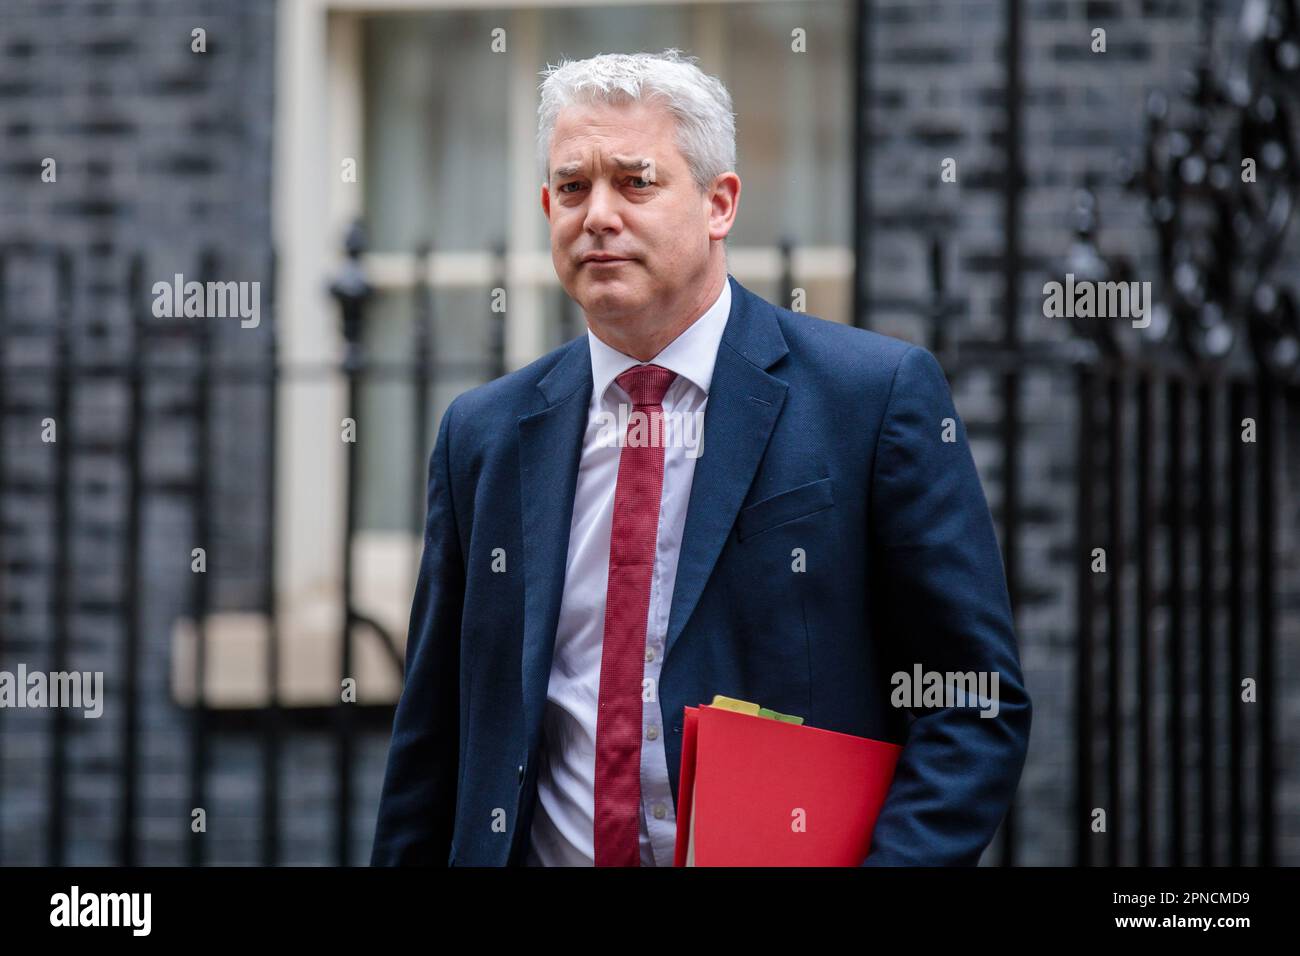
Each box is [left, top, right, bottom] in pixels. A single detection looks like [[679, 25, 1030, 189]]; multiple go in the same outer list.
[[767, 303, 922, 386]]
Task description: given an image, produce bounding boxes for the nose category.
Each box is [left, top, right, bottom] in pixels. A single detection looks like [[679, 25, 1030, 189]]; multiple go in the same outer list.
[[582, 178, 624, 236]]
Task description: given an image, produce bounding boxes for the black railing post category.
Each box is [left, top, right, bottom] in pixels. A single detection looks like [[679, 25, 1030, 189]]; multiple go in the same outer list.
[[330, 220, 373, 866], [1255, 373, 1276, 865], [998, 0, 1024, 868], [1226, 379, 1245, 866], [1074, 363, 1096, 867], [48, 248, 74, 866], [189, 248, 217, 867], [412, 240, 433, 541], [998, 361, 1021, 868], [0, 250, 7, 864], [1195, 375, 1216, 865], [851, 0, 872, 330], [927, 232, 949, 357], [1165, 375, 1186, 865], [779, 236, 795, 313], [490, 241, 507, 380], [120, 253, 146, 866], [1104, 364, 1124, 867], [1135, 368, 1154, 866]]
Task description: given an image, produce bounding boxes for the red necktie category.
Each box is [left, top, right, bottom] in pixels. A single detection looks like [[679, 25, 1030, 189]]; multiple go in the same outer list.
[[593, 362, 678, 866]]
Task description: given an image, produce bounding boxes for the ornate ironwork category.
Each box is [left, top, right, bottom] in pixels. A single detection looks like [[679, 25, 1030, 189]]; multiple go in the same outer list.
[[1125, 0, 1300, 375]]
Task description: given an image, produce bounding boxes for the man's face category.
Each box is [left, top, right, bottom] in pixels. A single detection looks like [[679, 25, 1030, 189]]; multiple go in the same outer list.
[[541, 99, 717, 322]]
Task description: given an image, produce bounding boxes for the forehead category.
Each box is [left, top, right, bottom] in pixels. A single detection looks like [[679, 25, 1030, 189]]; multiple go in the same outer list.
[[549, 99, 682, 174]]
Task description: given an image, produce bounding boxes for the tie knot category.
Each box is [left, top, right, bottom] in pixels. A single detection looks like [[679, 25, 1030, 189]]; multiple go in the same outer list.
[[615, 363, 677, 407]]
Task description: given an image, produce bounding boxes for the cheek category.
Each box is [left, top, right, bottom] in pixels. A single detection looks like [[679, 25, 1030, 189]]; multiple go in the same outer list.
[[662, 201, 706, 241], [550, 220, 575, 255]]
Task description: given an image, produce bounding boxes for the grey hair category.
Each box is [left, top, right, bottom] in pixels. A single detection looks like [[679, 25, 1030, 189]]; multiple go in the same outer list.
[[536, 49, 736, 193]]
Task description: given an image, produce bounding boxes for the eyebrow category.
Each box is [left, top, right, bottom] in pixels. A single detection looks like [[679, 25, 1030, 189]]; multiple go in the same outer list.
[[552, 155, 654, 180]]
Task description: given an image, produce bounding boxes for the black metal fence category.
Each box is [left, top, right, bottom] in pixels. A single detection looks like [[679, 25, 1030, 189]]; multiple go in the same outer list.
[[0, 238, 501, 866], [1, 229, 1295, 865], [1076, 361, 1284, 866]]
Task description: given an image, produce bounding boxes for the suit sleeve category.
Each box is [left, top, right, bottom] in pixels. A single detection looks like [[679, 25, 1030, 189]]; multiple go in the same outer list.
[[861, 346, 1032, 866], [370, 398, 466, 865]]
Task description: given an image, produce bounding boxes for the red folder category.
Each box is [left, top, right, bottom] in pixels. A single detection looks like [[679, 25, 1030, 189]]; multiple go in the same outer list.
[[673, 704, 902, 866]]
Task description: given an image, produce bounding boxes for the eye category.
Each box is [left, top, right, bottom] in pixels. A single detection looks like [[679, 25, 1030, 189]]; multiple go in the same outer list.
[[557, 181, 583, 194], [627, 176, 652, 189]]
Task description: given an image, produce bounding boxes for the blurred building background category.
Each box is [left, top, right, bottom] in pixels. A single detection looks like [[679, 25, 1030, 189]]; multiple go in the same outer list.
[[0, 0, 1297, 865]]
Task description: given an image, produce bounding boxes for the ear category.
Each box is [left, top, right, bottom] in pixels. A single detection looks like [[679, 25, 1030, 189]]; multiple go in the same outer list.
[[707, 172, 741, 242], [541, 181, 552, 222]]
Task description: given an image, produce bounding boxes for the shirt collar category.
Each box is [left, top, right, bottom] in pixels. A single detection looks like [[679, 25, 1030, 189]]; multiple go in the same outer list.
[[587, 275, 732, 405]]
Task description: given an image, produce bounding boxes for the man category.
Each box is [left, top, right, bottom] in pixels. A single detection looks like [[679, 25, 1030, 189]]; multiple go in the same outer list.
[[371, 49, 1031, 867]]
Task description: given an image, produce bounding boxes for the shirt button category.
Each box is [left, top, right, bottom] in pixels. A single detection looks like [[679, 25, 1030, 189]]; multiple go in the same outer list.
[[653, 803, 667, 820], [645, 646, 656, 662], [646, 725, 659, 741]]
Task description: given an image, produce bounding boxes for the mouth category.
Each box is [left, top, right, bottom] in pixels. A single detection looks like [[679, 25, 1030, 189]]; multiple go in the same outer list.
[[581, 256, 635, 266]]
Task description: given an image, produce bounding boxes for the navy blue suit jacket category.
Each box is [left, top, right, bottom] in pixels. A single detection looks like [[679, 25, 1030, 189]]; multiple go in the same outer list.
[[371, 273, 1031, 866]]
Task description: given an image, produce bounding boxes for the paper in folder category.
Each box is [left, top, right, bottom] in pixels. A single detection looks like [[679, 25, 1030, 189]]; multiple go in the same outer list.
[[673, 696, 902, 866]]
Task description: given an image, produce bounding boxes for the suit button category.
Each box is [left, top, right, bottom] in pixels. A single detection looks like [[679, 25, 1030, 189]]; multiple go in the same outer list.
[[518, 763, 525, 784]]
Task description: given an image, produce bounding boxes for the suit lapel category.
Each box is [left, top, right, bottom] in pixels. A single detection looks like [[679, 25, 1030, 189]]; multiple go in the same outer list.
[[518, 340, 592, 756], [663, 275, 789, 662]]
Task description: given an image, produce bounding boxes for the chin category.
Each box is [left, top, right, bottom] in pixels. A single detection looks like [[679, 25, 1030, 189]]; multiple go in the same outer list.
[[580, 275, 641, 305]]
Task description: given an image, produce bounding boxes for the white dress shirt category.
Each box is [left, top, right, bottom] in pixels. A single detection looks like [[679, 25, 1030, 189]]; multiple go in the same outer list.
[[525, 276, 732, 866]]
